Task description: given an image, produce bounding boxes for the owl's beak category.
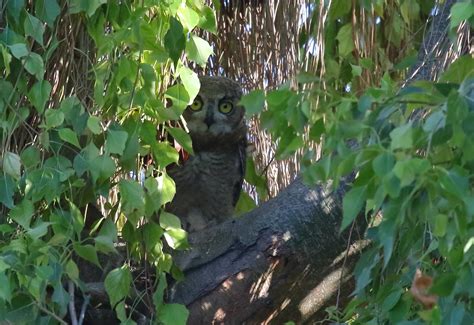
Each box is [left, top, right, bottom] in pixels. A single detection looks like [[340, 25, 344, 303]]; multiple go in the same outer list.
[[204, 113, 214, 127]]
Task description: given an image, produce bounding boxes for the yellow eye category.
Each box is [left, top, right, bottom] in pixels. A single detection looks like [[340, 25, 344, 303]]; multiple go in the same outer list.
[[189, 96, 203, 111], [218, 101, 234, 114]]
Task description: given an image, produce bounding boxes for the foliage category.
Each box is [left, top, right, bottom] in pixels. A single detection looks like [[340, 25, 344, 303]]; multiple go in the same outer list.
[[0, 0, 215, 323], [240, 0, 474, 323]]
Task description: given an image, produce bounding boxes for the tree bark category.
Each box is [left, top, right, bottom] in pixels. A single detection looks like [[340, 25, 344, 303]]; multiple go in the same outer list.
[[169, 178, 367, 323]]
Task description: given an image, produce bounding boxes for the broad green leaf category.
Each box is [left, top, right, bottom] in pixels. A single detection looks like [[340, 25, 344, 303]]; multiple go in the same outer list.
[[23, 52, 45, 80], [35, 0, 61, 26], [158, 303, 189, 325], [240, 90, 265, 117], [8, 43, 29, 58], [235, 191, 257, 215], [28, 80, 51, 113], [336, 23, 354, 57], [58, 128, 81, 148], [3, 151, 21, 179], [65, 260, 79, 282], [152, 142, 179, 168], [95, 219, 118, 253], [0, 175, 15, 208], [450, 2, 474, 29], [186, 35, 213, 67], [197, 6, 217, 33], [6, 0, 25, 22], [165, 84, 190, 110], [157, 173, 176, 206], [167, 127, 194, 155], [119, 180, 145, 219], [44, 108, 64, 128], [439, 169, 468, 197], [153, 272, 168, 308], [69, 0, 107, 16], [329, 0, 351, 19], [104, 266, 132, 306], [430, 273, 457, 296], [390, 123, 413, 150], [400, 0, 420, 24], [433, 214, 448, 237], [381, 290, 402, 312], [68, 200, 85, 235], [73, 243, 100, 267], [27, 221, 50, 240], [178, 66, 200, 100], [24, 14, 45, 45], [87, 115, 102, 134], [9, 199, 34, 229], [106, 129, 128, 155], [341, 186, 367, 231], [372, 152, 395, 177], [90, 155, 116, 182], [0, 273, 12, 302], [160, 211, 181, 230], [351, 64, 362, 77], [164, 17, 186, 64], [177, 6, 200, 31], [439, 56, 474, 83]]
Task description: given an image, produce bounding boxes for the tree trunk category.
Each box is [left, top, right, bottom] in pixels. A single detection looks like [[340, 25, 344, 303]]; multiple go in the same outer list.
[[169, 178, 367, 323]]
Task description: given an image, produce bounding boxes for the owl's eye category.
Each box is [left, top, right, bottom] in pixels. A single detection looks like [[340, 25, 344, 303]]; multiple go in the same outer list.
[[218, 101, 234, 114], [189, 96, 203, 111]]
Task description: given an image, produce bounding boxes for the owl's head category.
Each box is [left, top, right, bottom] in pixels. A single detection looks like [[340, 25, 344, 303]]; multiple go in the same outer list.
[[183, 76, 246, 151]]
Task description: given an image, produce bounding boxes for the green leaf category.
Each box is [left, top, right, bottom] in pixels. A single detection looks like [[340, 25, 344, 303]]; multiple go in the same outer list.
[[439, 169, 468, 197], [65, 260, 79, 282], [197, 6, 217, 33], [158, 303, 189, 325], [240, 90, 265, 117], [104, 266, 132, 306], [3, 151, 21, 179], [0, 175, 15, 208], [341, 186, 367, 231], [119, 180, 145, 220], [160, 211, 181, 230], [165, 84, 190, 110], [95, 219, 118, 253], [400, 0, 420, 24], [73, 243, 100, 267], [0, 273, 12, 302], [329, 0, 351, 19], [27, 221, 50, 240], [382, 290, 402, 312], [90, 155, 116, 183], [68, 200, 85, 235], [164, 17, 186, 64], [372, 152, 395, 177], [44, 109, 64, 128], [351, 64, 362, 77], [450, 2, 474, 29], [157, 173, 176, 206], [336, 23, 354, 57], [178, 66, 200, 100], [439, 56, 474, 83], [24, 14, 45, 45], [35, 0, 61, 26], [177, 6, 200, 31], [390, 123, 413, 150], [186, 35, 213, 67], [23, 52, 45, 80], [106, 129, 128, 155], [21, 147, 40, 170], [433, 214, 448, 237], [28, 80, 51, 113], [430, 273, 457, 296], [69, 0, 107, 16], [167, 127, 194, 155], [8, 43, 29, 58], [9, 199, 34, 229], [87, 115, 102, 134], [58, 128, 81, 148], [6, 0, 25, 22]]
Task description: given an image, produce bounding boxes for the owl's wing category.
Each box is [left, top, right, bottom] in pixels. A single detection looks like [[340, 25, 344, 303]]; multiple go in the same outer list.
[[232, 137, 247, 206]]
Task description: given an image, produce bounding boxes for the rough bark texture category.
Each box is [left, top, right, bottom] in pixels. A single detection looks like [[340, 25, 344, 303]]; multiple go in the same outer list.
[[169, 178, 367, 323]]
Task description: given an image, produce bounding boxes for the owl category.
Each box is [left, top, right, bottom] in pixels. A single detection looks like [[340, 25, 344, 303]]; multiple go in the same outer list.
[[167, 76, 247, 232]]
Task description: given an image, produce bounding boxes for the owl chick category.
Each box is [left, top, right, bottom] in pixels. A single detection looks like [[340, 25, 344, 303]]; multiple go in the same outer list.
[[167, 76, 247, 232]]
